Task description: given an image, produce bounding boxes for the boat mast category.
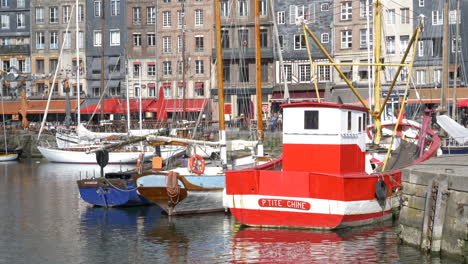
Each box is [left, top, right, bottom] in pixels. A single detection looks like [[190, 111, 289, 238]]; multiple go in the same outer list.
[[181, 1, 187, 120], [441, 0, 450, 113], [214, 0, 227, 165], [0, 73, 7, 153], [268, 0, 289, 103], [372, 1, 383, 144], [99, 0, 105, 121], [76, 0, 81, 127], [125, 58, 130, 132], [255, 0, 264, 156], [451, 0, 461, 120]]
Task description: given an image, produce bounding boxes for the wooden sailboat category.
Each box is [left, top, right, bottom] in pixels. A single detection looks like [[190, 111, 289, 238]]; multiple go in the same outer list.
[[224, 1, 440, 229], [133, 0, 278, 215], [0, 71, 18, 161]]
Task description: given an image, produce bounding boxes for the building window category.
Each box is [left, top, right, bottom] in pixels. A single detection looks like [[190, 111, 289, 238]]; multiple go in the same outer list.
[[321, 3, 329, 12], [163, 36, 172, 53], [111, 0, 120, 16], [260, 29, 268, 48], [294, 34, 306, 50], [220, 0, 229, 17], [177, 84, 184, 97], [195, 60, 204, 75], [17, 0, 24, 8], [386, 36, 395, 54], [449, 10, 459, 24], [19, 59, 27, 73], [36, 32, 45, 49], [419, 0, 424, 7], [433, 69, 441, 84], [195, 35, 204, 51], [290, 5, 312, 24], [93, 30, 102, 47], [133, 33, 141, 47], [63, 31, 71, 49], [177, 10, 185, 27], [78, 5, 84, 22], [239, 64, 249, 82], [418, 41, 424, 57], [318, 66, 330, 82], [386, 9, 395, 24], [223, 64, 230, 82], [148, 63, 156, 76], [133, 7, 141, 24], [432, 11, 442, 25], [452, 37, 462, 53], [147, 7, 156, 24], [17, 13, 25, 28], [177, 35, 182, 53], [49, 59, 58, 73], [238, 29, 248, 47], [400, 35, 409, 54], [195, 82, 204, 96], [341, 2, 352, 21], [36, 8, 44, 24], [133, 63, 140, 77], [282, 64, 292, 82], [277, 11, 285, 24], [163, 84, 172, 97], [239, 0, 248, 17], [400, 67, 408, 81], [416, 70, 425, 85], [177, 60, 183, 75], [163, 11, 171, 27], [50, 7, 58, 23], [360, 0, 372, 18], [260, 0, 267, 16], [261, 62, 268, 82], [149, 85, 156, 97], [163, 0, 171, 2], [321, 33, 329, 43], [221, 30, 230, 48], [63, 6, 71, 23], [148, 33, 156, 46], [195, 9, 203, 26], [110, 30, 120, 46], [163, 61, 172, 75], [50, 31, 58, 49], [94, 1, 101, 17], [360, 29, 372, 48], [134, 85, 140, 97], [299, 64, 310, 83], [341, 30, 352, 49], [401, 8, 409, 24], [278, 35, 284, 50], [0, 15, 9, 29], [36, 59, 44, 74]]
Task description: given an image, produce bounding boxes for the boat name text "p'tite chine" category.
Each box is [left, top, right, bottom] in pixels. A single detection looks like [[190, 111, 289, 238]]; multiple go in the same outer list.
[[258, 199, 311, 210]]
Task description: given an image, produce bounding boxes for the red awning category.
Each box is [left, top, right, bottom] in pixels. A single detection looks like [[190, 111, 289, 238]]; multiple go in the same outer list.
[[270, 91, 324, 102], [80, 98, 123, 114], [119, 99, 156, 113], [147, 99, 207, 112], [147, 83, 156, 88]]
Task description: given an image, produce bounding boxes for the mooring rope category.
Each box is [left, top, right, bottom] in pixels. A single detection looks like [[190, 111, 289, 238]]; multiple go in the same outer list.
[[166, 171, 181, 205]]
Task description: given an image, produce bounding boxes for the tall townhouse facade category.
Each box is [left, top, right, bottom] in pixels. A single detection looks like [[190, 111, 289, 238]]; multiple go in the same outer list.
[[410, 0, 468, 105], [0, 0, 31, 97], [127, 0, 157, 99], [86, 0, 127, 99], [31, 0, 86, 98], [213, 0, 275, 120], [156, 0, 213, 115], [331, 0, 375, 103], [273, 0, 333, 113]]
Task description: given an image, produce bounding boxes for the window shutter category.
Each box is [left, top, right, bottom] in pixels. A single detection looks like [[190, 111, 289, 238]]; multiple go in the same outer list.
[[308, 4, 315, 23], [289, 5, 297, 24]]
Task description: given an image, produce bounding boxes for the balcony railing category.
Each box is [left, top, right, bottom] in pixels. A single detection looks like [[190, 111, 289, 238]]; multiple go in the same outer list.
[[211, 47, 274, 60], [0, 45, 30, 54]]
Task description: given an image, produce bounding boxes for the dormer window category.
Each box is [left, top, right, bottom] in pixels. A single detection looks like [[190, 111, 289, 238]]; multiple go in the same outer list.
[[304, 110, 318, 129]]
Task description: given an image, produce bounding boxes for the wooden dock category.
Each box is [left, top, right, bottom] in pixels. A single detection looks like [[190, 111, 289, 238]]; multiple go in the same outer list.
[[399, 154, 468, 262]]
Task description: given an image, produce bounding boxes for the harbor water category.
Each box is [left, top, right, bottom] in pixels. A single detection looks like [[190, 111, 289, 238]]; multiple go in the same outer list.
[[0, 160, 459, 264]]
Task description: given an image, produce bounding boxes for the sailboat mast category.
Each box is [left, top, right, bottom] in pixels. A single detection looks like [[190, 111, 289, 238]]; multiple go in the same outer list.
[[373, 0, 383, 144], [99, 0, 106, 121], [441, 0, 450, 113], [1, 75, 7, 154], [452, 0, 461, 120], [254, 0, 264, 152], [214, 0, 227, 165], [76, 0, 80, 127], [182, 1, 187, 120]]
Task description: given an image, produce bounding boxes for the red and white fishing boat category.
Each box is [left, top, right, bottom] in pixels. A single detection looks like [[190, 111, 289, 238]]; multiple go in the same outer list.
[[224, 102, 440, 229], [224, 2, 440, 229]]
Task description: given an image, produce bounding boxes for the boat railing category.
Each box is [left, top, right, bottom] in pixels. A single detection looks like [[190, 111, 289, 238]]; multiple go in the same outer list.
[[445, 136, 468, 147]]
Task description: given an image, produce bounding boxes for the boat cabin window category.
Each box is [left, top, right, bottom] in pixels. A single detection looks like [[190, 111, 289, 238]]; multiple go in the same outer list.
[[304, 110, 318, 129], [347, 111, 352, 131], [358, 116, 362, 132]]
